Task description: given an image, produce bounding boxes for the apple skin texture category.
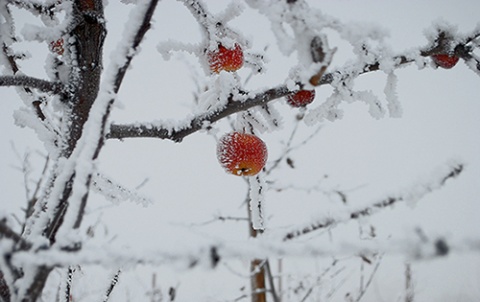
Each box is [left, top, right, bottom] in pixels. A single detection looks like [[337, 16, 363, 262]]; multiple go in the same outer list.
[[207, 44, 244, 73], [217, 132, 268, 176], [50, 39, 64, 55], [286, 89, 316, 107], [431, 54, 459, 69]]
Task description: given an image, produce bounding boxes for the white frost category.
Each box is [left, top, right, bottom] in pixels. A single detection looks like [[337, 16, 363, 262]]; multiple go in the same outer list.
[[384, 72, 402, 118]]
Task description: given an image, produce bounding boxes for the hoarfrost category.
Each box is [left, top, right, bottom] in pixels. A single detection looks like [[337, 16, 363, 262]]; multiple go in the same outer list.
[[217, 1, 245, 24], [354, 90, 385, 119], [194, 72, 238, 114], [13, 108, 58, 156], [156, 40, 198, 60], [91, 173, 153, 207], [249, 174, 266, 230], [304, 92, 343, 125], [384, 72, 402, 118]]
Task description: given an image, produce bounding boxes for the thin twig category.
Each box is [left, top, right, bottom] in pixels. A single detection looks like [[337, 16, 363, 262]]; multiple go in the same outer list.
[[405, 263, 414, 302], [265, 260, 280, 302], [103, 270, 121, 302], [355, 254, 383, 302], [65, 266, 75, 302], [283, 162, 463, 241]]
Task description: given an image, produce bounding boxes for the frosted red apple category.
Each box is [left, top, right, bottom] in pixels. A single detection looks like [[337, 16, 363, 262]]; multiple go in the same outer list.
[[207, 43, 244, 73], [217, 132, 267, 176], [431, 53, 459, 69], [286, 89, 316, 107], [49, 38, 64, 55]]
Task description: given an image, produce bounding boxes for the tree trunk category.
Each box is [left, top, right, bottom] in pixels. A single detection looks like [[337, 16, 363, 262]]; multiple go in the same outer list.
[[248, 201, 266, 302]]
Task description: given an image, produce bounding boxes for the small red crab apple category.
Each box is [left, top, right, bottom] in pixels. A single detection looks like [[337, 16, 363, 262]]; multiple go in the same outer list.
[[49, 38, 64, 55], [217, 132, 268, 176], [431, 53, 459, 69], [207, 43, 244, 73], [286, 89, 316, 107]]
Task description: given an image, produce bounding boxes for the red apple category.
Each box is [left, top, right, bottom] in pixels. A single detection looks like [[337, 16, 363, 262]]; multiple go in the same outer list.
[[207, 43, 244, 73], [286, 89, 315, 107], [217, 132, 267, 176], [49, 38, 64, 55], [431, 53, 459, 69]]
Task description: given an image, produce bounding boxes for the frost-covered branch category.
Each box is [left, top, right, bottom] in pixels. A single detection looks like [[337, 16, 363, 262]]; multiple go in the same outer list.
[[0, 75, 64, 94], [103, 270, 121, 302], [91, 173, 153, 206], [283, 161, 463, 241], [107, 85, 291, 142], [0, 219, 31, 251], [6, 0, 58, 16], [11, 232, 480, 269], [107, 28, 480, 142]]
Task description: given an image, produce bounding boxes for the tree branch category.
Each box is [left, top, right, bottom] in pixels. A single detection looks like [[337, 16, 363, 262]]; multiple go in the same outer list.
[[103, 270, 121, 302], [0, 219, 32, 251], [283, 162, 463, 241], [107, 85, 291, 142], [107, 29, 480, 142], [0, 75, 64, 94], [6, 0, 58, 16]]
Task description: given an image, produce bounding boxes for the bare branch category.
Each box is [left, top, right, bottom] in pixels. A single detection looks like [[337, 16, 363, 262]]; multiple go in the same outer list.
[[283, 162, 464, 241], [0, 75, 64, 94], [405, 263, 414, 302], [355, 254, 383, 302]]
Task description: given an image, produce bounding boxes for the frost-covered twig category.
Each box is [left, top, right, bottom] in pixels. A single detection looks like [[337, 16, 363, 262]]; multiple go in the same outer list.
[[91, 173, 153, 207], [6, 0, 58, 16], [65, 266, 75, 302], [0, 75, 64, 94], [103, 269, 121, 302], [267, 121, 322, 174], [404, 263, 414, 302], [249, 175, 266, 231], [354, 254, 382, 302], [282, 161, 463, 241], [0, 219, 31, 251]]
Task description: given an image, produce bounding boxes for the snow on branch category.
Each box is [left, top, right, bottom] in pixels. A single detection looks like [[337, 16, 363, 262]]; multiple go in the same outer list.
[[249, 175, 266, 230], [0, 219, 32, 251], [107, 85, 292, 142], [91, 173, 153, 206], [11, 231, 480, 270], [107, 27, 480, 142], [49, 0, 161, 234], [6, 0, 57, 16], [282, 160, 464, 241], [0, 75, 64, 94]]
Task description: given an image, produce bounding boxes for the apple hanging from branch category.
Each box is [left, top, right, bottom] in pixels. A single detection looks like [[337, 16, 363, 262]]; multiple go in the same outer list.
[[217, 132, 267, 176], [207, 43, 244, 73]]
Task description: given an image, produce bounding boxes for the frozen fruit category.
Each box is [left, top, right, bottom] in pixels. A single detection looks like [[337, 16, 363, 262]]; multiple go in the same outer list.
[[217, 132, 267, 176], [432, 54, 459, 69], [286, 89, 315, 107], [207, 43, 244, 73]]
